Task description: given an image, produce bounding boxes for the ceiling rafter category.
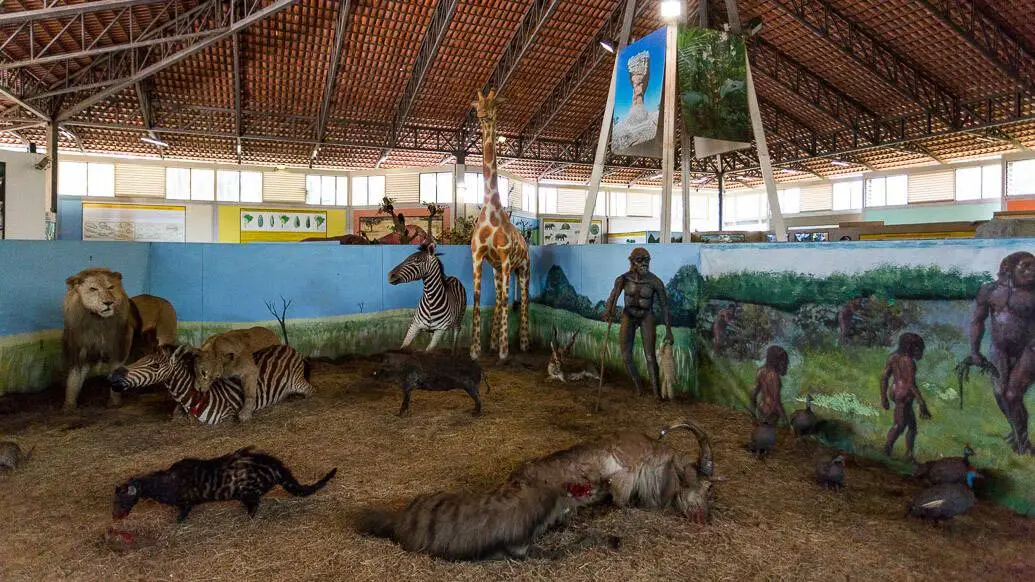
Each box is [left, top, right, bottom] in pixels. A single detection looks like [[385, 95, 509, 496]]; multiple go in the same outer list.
[[232, 28, 243, 162], [313, 0, 353, 162], [915, 0, 1035, 88], [769, 0, 964, 129], [56, 0, 299, 122], [0, 0, 170, 26], [520, 0, 652, 148], [748, 37, 883, 143], [376, 0, 457, 163]]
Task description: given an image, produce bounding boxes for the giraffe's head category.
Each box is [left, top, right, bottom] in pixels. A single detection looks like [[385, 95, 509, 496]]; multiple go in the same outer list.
[[473, 88, 503, 124]]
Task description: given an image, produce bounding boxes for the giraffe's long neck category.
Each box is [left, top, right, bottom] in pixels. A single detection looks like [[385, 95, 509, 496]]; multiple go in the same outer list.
[[481, 120, 502, 210]]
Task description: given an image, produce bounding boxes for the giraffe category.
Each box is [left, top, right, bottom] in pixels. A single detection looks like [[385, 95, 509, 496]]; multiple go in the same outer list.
[[469, 88, 531, 362]]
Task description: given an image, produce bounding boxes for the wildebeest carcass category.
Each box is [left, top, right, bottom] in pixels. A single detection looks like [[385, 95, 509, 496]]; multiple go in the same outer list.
[[505, 421, 715, 522]]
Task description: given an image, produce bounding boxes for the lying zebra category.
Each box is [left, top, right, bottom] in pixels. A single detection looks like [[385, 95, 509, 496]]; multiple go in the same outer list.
[[109, 343, 313, 424], [388, 241, 467, 354]]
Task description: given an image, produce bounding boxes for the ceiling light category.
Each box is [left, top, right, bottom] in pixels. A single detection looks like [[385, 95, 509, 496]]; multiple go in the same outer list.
[[599, 38, 616, 53], [660, 0, 682, 21], [781, 168, 799, 174], [141, 135, 168, 148], [746, 16, 764, 36], [830, 159, 852, 167], [497, 135, 507, 144]]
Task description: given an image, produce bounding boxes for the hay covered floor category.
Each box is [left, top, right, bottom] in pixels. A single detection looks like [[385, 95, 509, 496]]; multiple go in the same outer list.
[[1, 351, 1033, 581]]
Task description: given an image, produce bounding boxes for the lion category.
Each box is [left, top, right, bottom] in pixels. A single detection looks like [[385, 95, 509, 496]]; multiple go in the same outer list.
[[194, 326, 282, 422], [63, 267, 177, 410]]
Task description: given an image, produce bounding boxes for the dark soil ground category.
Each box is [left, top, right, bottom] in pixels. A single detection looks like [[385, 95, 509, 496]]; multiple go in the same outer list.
[[0, 350, 1032, 581]]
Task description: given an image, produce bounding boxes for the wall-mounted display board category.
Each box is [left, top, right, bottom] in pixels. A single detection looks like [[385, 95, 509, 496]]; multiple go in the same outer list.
[[541, 216, 604, 245], [82, 202, 186, 242], [239, 208, 328, 242], [607, 230, 648, 244]]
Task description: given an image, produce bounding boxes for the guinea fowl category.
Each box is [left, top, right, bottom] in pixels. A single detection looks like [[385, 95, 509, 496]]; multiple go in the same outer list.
[[907, 470, 978, 522], [815, 454, 846, 489], [912, 444, 976, 485], [746, 418, 777, 459], [790, 394, 818, 437]]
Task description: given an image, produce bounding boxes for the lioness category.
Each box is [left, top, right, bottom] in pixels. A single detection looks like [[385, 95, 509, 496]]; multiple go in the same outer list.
[[194, 326, 281, 421], [63, 267, 177, 410]]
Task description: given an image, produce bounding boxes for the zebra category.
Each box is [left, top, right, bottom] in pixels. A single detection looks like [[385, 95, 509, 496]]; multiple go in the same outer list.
[[108, 344, 313, 425], [388, 241, 467, 354]]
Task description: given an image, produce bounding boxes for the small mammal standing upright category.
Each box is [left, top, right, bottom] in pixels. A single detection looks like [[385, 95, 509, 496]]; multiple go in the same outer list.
[[373, 350, 489, 417], [0, 441, 33, 470], [112, 446, 337, 522]]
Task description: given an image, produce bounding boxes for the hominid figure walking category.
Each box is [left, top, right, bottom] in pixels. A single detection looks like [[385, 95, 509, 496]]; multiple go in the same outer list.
[[603, 248, 673, 398]]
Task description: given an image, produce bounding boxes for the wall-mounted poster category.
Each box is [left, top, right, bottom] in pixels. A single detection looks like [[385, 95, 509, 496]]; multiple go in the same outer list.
[[82, 202, 186, 242], [610, 26, 667, 158], [541, 217, 604, 245], [607, 230, 648, 244], [676, 25, 751, 159], [510, 213, 541, 245], [240, 208, 327, 242]]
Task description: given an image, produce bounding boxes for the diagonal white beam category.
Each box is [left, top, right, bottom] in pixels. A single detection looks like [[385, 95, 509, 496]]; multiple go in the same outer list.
[[57, 0, 297, 123]]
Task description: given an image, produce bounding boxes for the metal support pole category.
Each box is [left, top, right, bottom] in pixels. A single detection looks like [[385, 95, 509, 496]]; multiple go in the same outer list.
[[577, 0, 637, 244], [453, 161, 465, 228], [660, 22, 678, 245], [48, 121, 59, 238], [717, 168, 724, 232]]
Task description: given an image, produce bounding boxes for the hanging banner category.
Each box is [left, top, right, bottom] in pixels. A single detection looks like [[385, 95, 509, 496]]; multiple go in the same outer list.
[[240, 208, 327, 242], [676, 25, 752, 158], [610, 26, 667, 159], [82, 202, 186, 242]]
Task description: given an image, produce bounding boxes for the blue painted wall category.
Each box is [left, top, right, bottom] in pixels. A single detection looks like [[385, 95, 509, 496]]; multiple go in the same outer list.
[[0, 240, 150, 335]]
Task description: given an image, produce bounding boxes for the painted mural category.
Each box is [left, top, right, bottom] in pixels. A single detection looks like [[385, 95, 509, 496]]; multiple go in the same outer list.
[[528, 240, 1035, 515]]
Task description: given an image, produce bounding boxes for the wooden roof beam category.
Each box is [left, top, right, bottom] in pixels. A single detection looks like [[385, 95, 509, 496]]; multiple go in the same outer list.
[[313, 0, 353, 163], [56, 0, 298, 122], [915, 0, 1035, 89], [520, 0, 654, 149], [769, 0, 962, 129]]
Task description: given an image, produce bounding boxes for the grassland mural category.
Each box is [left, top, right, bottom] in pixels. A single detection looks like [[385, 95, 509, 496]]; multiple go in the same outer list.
[[698, 243, 1035, 515]]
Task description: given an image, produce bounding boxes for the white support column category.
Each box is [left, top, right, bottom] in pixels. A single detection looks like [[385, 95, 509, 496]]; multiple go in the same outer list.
[[660, 21, 678, 245], [680, 115, 691, 242], [453, 162, 466, 227], [577, 0, 637, 244]]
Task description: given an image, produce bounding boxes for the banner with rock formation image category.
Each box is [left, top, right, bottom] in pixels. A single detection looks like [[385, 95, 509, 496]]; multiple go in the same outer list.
[[677, 25, 752, 158], [610, 26, 667, 158]]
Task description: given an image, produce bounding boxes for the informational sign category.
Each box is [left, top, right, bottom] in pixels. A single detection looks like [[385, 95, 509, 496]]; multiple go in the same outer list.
[[82, 202, 186, 242], [240, 208, 327, 242], [607, 230, 648, 244], [541, 217, 604, 245]]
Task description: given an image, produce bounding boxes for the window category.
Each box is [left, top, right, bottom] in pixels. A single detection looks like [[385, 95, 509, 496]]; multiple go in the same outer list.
[[463, 172, 483, 203], [165, 167, 216, 201], [955, 163, 1002, 201], [777, 188, 801, 214], [865, 175, 908, 207], [351, 175, 385, 206], [538, 186, 558, 214], [306, 174, 348, 206], [521, 182, 536, 213], [1007, 159, 1035, 197], [608, 190, 627, 217], [722, 191, 767, 231], [419, 171, 453, 204], [217, 170, 263, 203], [832, 179, 863, 211], [58, 161, 114, 197]]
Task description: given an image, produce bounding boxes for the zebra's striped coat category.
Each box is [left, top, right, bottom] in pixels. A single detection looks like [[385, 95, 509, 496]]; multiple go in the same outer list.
[[110, 344, 312, 424], [389, 242, 467, 352]]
